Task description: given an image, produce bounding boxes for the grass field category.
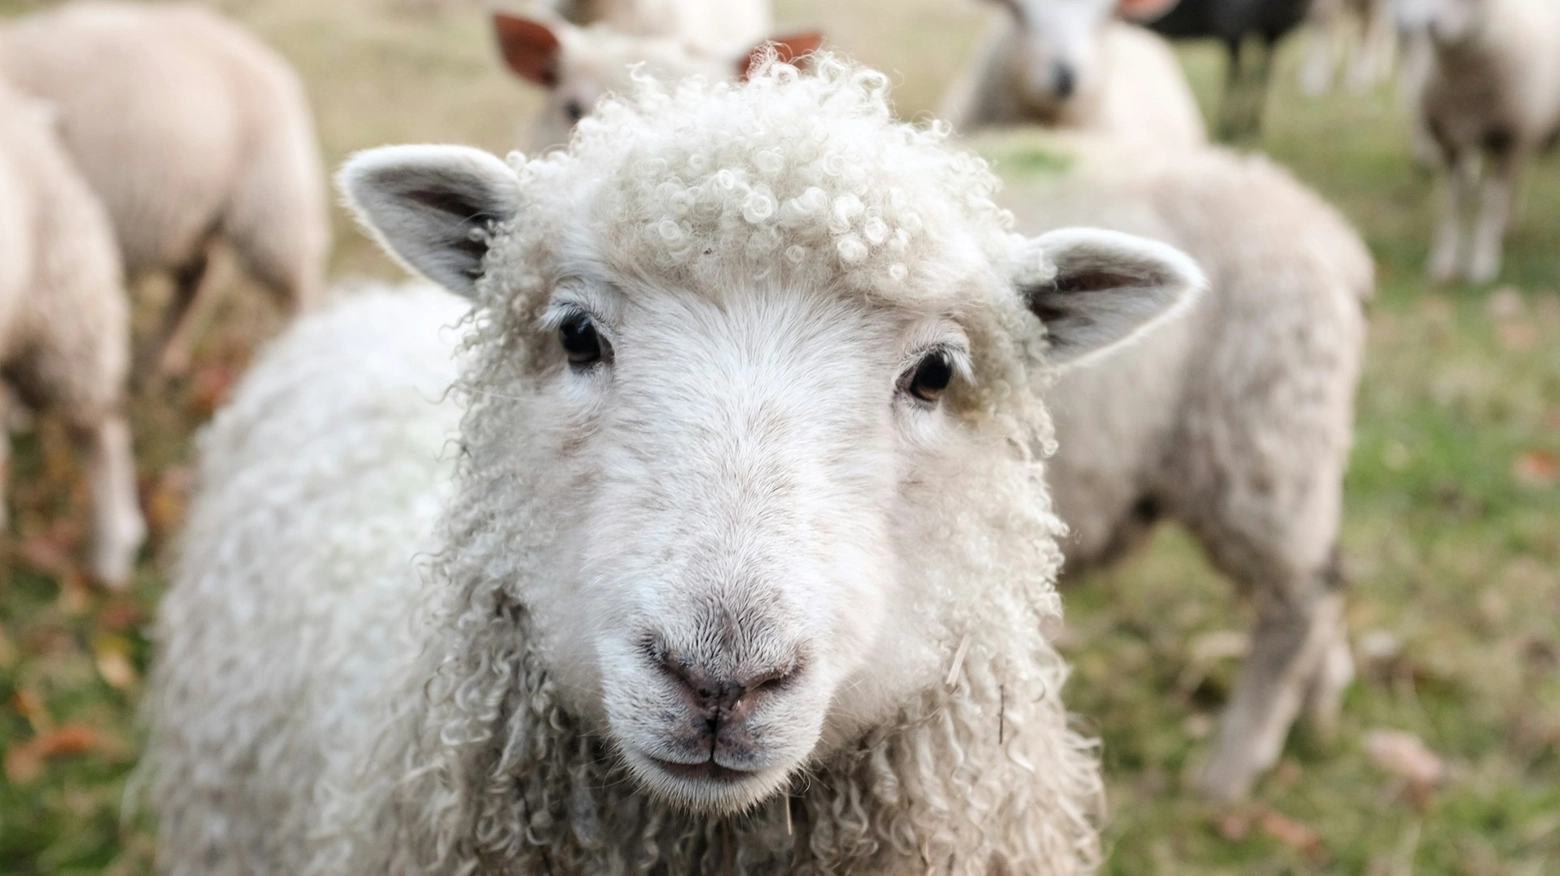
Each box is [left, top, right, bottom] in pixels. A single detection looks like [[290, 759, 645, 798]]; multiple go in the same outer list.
[[1, 0, 1558, 872]]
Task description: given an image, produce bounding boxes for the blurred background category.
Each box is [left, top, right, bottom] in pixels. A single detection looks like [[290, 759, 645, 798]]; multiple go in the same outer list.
[[0, 0, 1556, 872]]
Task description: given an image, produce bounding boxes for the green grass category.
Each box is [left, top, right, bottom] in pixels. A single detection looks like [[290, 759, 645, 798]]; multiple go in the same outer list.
[[2, 0, 1558, 872]]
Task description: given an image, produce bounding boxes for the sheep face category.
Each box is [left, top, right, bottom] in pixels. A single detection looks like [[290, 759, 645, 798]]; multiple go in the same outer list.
[[340, 60, 1202, 815], [994, 0, 1114, 112]]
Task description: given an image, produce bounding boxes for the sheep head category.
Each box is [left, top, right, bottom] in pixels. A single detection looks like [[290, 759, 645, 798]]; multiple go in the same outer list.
[[985, 0, 1119, 114], [493, 12, 824, 151], [339, 58, 1201, 817]]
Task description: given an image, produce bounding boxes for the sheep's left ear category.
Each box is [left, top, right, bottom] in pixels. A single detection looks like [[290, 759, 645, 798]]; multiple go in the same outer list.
[[1017, 228, 1204, 368], [1116, 0, 1179, 23], [737, 31, 825, 80], [338, 145, 522, 297]]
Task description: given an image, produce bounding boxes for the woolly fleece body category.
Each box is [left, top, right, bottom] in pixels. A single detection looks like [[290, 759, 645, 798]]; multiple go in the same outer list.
[[0, 79, 144, 587], [0, 1, 330, 366], [982, 129, 1371, 799], [138, 57, 1219, 874]]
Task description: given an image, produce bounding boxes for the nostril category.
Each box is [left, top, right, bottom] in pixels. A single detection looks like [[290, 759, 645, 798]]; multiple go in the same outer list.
[[1053, 62, 1076, 99]]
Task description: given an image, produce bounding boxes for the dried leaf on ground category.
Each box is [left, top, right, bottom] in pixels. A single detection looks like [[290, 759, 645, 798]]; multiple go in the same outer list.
[[1365, 729, 1446, 790], [1259, 809, 1327, 864], [94, 634, 139, 691], [1512, 450, 1557, 488], [4, 724, 101, 785]]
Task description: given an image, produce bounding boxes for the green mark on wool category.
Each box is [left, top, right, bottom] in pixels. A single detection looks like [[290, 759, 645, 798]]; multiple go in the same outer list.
[[982, 147, 1075, 181]]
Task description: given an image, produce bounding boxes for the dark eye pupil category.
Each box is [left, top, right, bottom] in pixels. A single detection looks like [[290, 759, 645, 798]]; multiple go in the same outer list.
[[560, 313, 602, 365], [910, 351, 953, 401], [564, 100, 585, 123]]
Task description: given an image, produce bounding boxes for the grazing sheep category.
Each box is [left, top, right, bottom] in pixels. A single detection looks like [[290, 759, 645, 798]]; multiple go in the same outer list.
[[147, 57, 1208, 874], [552, 0, 773, 56], [941, 0, 1207, 148], [1395, 0, 1560, 284], [493, 11, 821, 150], [0, 81, 144, 588], [1120, 0, 1314, 140], [977, 129, 1371, 801], [1299, 0, 1397, 95], [0, 1, 330, 376]]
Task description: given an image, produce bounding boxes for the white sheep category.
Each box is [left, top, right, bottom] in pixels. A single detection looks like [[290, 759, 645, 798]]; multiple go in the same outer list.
[[976, 129, 1371, 801], [940, 0, 1207, 148], [552, 0, 773, 57], [146, 57, 1208, 873], [0, 1, 330, 375], [0, 81, 144, 588], [493, 11, 822, 150], [1394, 0, 1560, 284]]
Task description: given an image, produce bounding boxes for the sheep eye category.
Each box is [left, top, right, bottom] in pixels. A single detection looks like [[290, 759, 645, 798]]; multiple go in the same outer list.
[[559, 312, 604, 366], [564, 99, 586, 123], [906, 350, 954, 403]]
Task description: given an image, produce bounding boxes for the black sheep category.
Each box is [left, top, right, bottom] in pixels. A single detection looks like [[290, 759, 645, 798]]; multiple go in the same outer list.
[[1124, 0, 1315, 139]]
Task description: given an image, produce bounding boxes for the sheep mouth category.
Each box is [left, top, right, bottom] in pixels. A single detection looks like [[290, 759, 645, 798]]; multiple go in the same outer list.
[[644, 755, 757, 784]]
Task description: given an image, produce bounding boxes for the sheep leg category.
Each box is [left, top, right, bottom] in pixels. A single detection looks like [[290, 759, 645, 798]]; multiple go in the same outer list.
[[1298, 0, 1338, 97], [1216, 38, 1248, 141], [1347, 0, 1394, 92], [0, 389, 9, 535], [148, 247, 214, 380], [1199, 583, 1347, 801], [73, 415, 145, 589], [1428, 150, 1477, 283], [1467, 145, 1523, 285]]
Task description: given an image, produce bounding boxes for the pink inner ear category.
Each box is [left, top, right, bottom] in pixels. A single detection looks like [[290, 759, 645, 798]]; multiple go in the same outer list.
[[1117, 0, 1180, 22], [493, 13, 562, 88], [738, 31, 826, 81]]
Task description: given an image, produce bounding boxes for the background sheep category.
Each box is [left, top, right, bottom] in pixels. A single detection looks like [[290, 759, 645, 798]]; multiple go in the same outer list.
[[492, 11, 822, 150], [551, 0, 773, 56], [975, 129, 1371, 801], [941, 0, 1206, 148], [1120, 0, 1314, 139], [148, 57, 1207, 873], [0, 81, 144, 590], [1395, 0, 1560, 284], [0, 1, 329, 377]]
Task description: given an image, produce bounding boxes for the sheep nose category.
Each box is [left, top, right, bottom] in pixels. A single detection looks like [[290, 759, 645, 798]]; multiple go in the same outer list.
[[660, 655, 798, 717], [1053, 62, 1077, 98]]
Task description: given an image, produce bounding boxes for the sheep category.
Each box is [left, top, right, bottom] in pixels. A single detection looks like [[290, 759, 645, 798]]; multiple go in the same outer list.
[[493, 11, 822, 150], [1120, 0, 1314, 140], [973, 128, 1371, 801], [1299, 0, 1397, 95], [0, 1, 330, 377], [0, 80, 145, 588], [145, 56, 1210, 874], [551, 0, 773, 57], [941, 0, 1207, 148], [1394, 0, 1560, 284]]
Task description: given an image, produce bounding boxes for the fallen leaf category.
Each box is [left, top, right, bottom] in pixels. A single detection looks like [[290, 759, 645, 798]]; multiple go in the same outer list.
[[94, 634, 139, 691], [190, 362, 239, 417], [1259, 808, 1326, 864], [1513, 450, 1557, 488], [143, 465, 194, 537], [15, 534, 75, 577], [3, 724, 100, 785], [10, 689, 48, 731], [1365, 729, 1446, 790]]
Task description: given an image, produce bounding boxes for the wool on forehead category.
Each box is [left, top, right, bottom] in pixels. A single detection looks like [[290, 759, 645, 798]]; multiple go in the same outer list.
[[499, 53, 1022, 305]]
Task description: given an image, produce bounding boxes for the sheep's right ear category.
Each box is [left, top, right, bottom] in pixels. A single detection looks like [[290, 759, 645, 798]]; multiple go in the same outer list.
[[494, 13, 564, 87], [1016, 227, 1204, 368], [338, 145, 521, 298]]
